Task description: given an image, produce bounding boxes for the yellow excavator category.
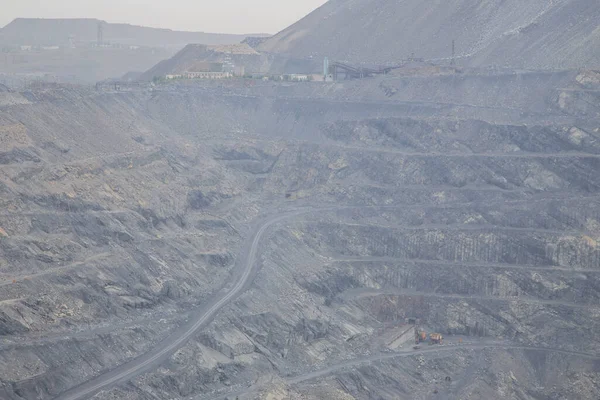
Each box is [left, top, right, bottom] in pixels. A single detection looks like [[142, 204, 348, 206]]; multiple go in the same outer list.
[[430, 333, 443, 344]]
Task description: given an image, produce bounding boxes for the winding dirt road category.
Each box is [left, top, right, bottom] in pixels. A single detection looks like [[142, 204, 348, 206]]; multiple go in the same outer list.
[[54, 210, 307, 400]]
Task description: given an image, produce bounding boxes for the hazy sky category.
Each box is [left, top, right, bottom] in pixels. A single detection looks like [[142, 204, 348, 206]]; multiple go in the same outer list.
[[0, 0, 328, 34]]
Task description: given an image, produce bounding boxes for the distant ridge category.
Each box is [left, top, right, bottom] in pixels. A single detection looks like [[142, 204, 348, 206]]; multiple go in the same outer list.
[[0, 18, 270, 47]]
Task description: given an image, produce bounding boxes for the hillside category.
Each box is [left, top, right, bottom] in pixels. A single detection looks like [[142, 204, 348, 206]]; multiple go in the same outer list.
[[258, 0, 600, 69], [0, 18, 268, 47], [0, 19, 270, 84], [139, 43, 267, 81]]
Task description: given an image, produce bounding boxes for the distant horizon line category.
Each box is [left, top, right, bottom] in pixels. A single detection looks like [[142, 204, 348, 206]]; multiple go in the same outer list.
[[1, 17, 274, 36]]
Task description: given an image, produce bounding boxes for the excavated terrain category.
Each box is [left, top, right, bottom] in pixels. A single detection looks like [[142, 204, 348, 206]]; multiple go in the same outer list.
[[0, 69, 599, 400]]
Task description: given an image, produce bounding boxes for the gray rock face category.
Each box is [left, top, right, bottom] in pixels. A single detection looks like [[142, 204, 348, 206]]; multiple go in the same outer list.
[[0, 68, 599, 400]]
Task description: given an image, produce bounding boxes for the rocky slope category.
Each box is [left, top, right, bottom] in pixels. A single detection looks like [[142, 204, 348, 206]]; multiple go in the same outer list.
[[0, 69, 599, 399], [258, 0, 600, 69]]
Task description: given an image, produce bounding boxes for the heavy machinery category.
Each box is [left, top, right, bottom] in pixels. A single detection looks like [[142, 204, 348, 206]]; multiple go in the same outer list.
[[415, 329, 427, 344], [430, 333, 443, 344]]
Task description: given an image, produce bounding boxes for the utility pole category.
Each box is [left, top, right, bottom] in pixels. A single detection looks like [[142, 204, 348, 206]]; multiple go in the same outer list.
[[451, 39, 456, 66], [97, 22, 104, 46]]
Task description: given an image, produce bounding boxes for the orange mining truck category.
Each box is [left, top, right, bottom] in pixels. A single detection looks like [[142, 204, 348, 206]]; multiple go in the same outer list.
[[415, 329, 427, 344], [430, 333, 443, 344]]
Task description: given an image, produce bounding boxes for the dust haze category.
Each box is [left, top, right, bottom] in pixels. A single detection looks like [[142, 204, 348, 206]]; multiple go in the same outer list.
[[0, 1, 599, 400]]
